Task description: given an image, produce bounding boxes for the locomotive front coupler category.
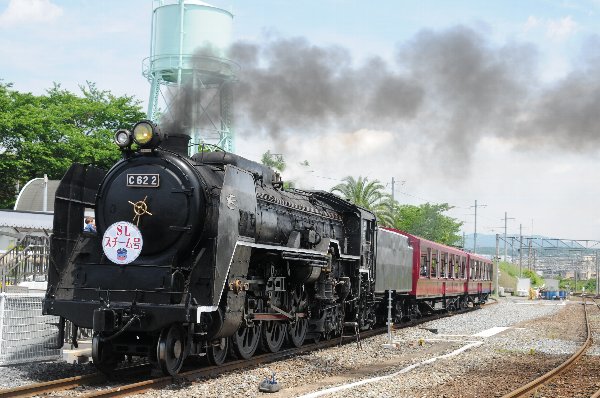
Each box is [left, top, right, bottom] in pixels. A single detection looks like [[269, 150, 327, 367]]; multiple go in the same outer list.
[[93, 305, 146, 342]]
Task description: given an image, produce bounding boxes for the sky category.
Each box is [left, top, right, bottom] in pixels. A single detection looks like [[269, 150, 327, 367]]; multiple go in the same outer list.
[[1, 0, 599, 243]]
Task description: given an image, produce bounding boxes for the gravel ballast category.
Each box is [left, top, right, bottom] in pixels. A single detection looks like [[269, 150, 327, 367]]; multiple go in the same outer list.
[[0, 297, 582, 397], [136, 297, 580, 398]]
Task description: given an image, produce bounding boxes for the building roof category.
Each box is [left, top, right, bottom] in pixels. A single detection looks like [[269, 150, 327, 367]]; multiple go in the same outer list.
[[14, 178, 60, 212], [0, 210, 53, 230]]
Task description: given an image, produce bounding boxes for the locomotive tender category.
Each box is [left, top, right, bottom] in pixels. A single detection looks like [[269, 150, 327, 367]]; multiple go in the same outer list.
[[43, 121, 492, 375]]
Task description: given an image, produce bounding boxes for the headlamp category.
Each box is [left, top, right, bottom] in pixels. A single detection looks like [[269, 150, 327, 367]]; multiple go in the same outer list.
[[114, 129, 132, 148], [132, 120, 162, 149]]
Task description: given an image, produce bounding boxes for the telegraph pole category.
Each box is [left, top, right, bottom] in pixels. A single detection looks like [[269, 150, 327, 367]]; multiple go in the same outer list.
[[495, 234, 500, 295], [511, 237, 515, 260], [519, 224, 523, 278], [391, 177, 395, 202], [573, 259, 577, 293], [528, 238, 532, 272], [471, 200, 487, 253], [595, 250, 600, 296], [501, 212, 515, 262]]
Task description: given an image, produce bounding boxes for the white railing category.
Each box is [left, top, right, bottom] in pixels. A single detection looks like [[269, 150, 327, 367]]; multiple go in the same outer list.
[[0, 236, 49, 292]]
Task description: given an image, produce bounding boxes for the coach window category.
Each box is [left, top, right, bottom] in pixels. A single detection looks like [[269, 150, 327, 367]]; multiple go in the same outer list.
[[444, 253, 450, 278], [453, 257, 458, 278], [469, 262, 475, 280], [460, 257, 466, 278], [420, 248, 430, 277], [439, 252, 446, 278], [431, 250, 438, 278], [444, 253, 449, 278]]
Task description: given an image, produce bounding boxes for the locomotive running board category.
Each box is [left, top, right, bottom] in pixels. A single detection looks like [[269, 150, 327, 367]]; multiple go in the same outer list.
[[236, 240, 360, 261]]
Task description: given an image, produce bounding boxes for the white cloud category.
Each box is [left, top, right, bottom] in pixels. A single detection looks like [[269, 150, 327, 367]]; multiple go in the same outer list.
[[523, 16, 540, 31], [546, 16, 578, 39], [521, 15, 578, 41], [0, 0, 62, 27]]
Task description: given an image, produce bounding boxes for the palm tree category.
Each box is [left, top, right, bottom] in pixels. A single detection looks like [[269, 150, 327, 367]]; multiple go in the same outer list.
[[331, 176, 390, 215]]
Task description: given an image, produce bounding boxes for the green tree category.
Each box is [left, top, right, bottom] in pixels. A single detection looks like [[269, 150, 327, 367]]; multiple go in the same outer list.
[[0, 81, 145, 208], [390, 202, 462, 246], [522, 269, 544, 287], [330, 176, 390, 216], [261, 150, 286, 172]]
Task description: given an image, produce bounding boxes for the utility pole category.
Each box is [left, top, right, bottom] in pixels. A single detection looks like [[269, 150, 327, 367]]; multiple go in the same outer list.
[[391, 177, 395, 202], [42, 174, 48, 212], [471, 200, 486, 253], [511, 237, 515, 261], [527, 238, 532, 272], [596, 250, 600, 296], [519, 224, 523, 278], [495, 234, 500, 296], [573, 259, 577, 293], [501, 212, 515, 262]]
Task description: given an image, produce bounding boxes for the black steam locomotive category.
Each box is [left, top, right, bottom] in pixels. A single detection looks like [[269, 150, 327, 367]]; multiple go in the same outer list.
[[44, 121, 380, 375]]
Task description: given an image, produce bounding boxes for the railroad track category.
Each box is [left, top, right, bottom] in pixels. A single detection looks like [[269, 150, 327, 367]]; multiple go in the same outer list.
[[0, 303, 491, 398], [501, 297, 599, 398], [0, 364, 151, 398]]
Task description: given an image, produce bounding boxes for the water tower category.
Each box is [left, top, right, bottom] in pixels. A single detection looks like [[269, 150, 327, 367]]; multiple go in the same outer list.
[[143, 0, 237, 153]]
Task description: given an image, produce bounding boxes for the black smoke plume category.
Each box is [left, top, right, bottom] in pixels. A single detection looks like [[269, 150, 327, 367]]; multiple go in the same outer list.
[[162, 26, 600, 167]]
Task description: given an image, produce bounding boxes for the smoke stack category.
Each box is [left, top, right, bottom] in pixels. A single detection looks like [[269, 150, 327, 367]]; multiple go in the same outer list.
[[161, 133, 191, 156]]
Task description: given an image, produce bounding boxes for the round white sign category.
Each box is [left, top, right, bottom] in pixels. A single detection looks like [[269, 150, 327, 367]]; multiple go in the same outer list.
[[102, 221, 143, 265]]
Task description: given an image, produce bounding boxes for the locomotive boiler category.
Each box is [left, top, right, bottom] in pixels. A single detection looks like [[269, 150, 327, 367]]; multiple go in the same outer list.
[[43, 121, 378, 375]]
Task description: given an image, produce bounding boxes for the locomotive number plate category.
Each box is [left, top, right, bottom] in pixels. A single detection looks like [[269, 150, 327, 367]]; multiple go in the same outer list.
[[127, 174, 159, 188]]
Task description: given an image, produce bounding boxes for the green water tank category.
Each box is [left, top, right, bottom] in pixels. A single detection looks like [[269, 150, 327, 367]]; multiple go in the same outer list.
[[149, 0, 234, 84]]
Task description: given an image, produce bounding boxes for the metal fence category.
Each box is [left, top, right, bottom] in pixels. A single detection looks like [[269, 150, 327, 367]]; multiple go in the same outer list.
[[0, 293, 61, 365]]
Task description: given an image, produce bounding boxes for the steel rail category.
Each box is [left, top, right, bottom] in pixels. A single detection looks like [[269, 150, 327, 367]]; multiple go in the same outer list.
[[82, 303, 492, 398], [0, 364, 151, 398], [0, 302, 493, 398], [590, 297, 600, 398], [500, 298, 592, 398], [0, 373, 107, 398], [81, 327, 387, 398]]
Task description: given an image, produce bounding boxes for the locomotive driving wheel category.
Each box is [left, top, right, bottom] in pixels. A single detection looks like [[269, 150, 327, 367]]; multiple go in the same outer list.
[[288, 318, 308, 347], [230, 323, 261, 359], [288, 286, 309, 347], [156, 324, 186, 376], [260, 321, 286, 353], [206, 337, 229, 366], [92, 335, 122, 374]]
